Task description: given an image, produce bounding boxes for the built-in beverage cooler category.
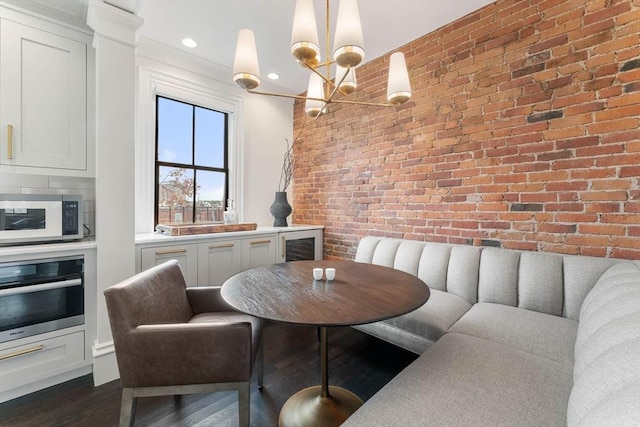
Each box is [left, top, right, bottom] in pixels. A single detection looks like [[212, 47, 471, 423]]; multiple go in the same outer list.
[[277, 229, 323, 263]]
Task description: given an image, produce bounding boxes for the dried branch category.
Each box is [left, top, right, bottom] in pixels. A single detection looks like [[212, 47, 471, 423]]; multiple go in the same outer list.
[[278, 138, 295, 192]]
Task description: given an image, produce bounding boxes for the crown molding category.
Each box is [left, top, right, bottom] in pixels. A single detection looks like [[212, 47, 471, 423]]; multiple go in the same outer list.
[[87, 0, 143, 46]]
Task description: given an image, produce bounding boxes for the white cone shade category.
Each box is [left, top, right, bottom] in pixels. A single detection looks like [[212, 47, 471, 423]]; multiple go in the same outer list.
[[291, 0, 320, 65], [387, 52, 411, 104], [233, 29, 261, 90], [336, 65, 357, 94], [305, 73, 326, 117], [333, 0, 365, 67]]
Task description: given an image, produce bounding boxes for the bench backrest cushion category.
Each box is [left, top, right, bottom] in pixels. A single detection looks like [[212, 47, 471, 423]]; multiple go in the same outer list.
[[567, 262, 640, 426], [355, 237, 631, 320], [355, 237, 481, 303]]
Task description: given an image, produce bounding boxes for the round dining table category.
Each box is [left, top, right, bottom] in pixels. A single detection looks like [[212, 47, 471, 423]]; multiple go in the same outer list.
[[221, 259, 430, 427]]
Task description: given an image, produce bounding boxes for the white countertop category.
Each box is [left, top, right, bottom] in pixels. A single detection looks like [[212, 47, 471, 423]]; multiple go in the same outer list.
[[0, 225, 324, 258], [135, 225, 324, 245]]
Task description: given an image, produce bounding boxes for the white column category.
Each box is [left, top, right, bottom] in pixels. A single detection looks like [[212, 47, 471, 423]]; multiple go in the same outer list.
[[87, 1, 143, 386]]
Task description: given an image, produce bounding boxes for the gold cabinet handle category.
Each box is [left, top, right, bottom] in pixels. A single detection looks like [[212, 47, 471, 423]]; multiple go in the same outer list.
[[7, 125, 13, 159], [155, 248, 188, 255], [250, 239, 272, 245], [281, 236, 286, 258], [0, 345, 44, 361], [209, 243, 234, 249]]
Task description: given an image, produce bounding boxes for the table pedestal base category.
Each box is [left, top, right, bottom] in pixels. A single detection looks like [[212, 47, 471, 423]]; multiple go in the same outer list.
[[278, 385, 364, 427]]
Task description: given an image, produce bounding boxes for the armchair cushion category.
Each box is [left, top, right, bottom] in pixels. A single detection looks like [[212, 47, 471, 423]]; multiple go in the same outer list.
[[187, 286, 238, 314], [190, 311, 264, 365]]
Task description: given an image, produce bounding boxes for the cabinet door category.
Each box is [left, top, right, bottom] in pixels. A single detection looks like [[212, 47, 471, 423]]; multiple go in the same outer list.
[[0, 19, 87, 170], [241, 236, 277, 270], [197, 240, 242, 286], [140, 245, 198, 287]]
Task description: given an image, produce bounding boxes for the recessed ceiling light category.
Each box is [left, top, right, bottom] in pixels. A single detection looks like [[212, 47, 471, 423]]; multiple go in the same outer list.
[[267, 73, 280, 80], [182, 38, 198, 48]]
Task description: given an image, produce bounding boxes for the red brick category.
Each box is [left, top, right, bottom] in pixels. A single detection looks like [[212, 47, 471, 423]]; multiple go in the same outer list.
[[585, 202, 622, 213], [565, 235, 611, 246], [546, 203, 585, 211], [539, 223, 577, 233], [579, 224, 627, 235]]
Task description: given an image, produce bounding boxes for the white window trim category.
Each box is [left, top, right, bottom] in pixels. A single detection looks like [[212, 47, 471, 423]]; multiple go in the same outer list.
[[136, 65, 245, 234]]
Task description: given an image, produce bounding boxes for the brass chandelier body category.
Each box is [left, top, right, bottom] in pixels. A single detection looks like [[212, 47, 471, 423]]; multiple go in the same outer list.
[[232, 0, 412, 117]]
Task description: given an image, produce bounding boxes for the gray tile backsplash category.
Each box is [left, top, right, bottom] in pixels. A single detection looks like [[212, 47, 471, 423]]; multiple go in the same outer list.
[[0, 173, 96, 237]]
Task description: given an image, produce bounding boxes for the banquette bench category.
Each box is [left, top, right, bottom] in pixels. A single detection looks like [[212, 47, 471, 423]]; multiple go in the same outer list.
[[343, 237, 640, 426]]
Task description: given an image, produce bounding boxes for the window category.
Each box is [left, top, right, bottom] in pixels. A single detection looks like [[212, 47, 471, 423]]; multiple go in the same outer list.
[[155, 96, 228, 226]]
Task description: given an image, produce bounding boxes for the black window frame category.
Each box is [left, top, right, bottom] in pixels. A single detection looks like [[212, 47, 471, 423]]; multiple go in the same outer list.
[[154, 95, 229, 227]]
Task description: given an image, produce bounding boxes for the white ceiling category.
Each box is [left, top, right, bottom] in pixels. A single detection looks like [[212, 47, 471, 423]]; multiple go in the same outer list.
[[8, 0, 495, 94]]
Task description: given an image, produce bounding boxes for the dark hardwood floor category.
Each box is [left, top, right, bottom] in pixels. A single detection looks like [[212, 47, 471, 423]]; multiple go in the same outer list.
[[0, 323, 417, 427]]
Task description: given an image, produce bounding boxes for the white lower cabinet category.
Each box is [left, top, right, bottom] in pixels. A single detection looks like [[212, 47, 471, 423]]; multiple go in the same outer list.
[[241, 236, 277, 270], [197, 240, 242, 286], [141, 244, 198, 286], [139, 234, 277, 287], [0, 331, 85, 396]]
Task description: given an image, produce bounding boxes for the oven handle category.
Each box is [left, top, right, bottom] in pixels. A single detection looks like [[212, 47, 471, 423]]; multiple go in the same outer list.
[[0, 278, 82, 297]]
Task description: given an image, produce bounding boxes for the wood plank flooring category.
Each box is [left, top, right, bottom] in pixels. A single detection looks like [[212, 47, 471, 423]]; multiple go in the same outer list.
[[0, 323, 417, 427]]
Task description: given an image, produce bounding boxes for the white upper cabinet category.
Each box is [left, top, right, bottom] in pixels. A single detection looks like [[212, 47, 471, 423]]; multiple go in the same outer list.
[[0, 18, 90, 175]]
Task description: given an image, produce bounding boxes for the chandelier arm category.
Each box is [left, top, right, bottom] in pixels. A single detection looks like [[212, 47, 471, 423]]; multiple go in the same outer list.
[[247, 89, 326, 102], [330, 98, 396, 108], [305, 62, 351, 98], [324, 70, 350, 104], [307, 65, 332, 86], [247, 90, 395, 108], [325, 0, 331, 83]]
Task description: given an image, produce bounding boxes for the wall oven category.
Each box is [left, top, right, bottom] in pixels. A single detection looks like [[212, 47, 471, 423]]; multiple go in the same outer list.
[[0, 194, 83, 246], [0, 256, 84, 343]]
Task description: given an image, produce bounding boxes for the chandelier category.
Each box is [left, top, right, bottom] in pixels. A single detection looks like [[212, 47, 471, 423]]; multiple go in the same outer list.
[[232, 0, 412, 117]]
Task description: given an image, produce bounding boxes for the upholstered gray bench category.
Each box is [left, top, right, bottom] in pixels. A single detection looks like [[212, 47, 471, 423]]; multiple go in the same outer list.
[[343, 237, 640, 426]]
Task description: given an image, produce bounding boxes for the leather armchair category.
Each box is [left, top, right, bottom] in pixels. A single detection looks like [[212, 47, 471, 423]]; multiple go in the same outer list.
[[104, 260, 264, 427]]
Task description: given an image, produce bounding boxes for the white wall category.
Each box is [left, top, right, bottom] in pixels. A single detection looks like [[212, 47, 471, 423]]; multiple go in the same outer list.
[[243, 94, 296, 225]]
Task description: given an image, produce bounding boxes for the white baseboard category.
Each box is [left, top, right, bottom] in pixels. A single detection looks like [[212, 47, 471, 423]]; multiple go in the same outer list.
[[92, 340, 119, 386]]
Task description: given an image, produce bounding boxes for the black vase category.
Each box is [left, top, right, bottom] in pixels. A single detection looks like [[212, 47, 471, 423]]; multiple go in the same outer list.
[[270, 191, 292, 227]]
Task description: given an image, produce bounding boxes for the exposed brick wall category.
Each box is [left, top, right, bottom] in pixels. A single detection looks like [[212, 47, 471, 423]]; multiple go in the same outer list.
[[292, 0, 640, 260]]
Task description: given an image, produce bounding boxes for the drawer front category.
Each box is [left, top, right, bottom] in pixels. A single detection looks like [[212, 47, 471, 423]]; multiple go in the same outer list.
[[0, 331, 85, 393]]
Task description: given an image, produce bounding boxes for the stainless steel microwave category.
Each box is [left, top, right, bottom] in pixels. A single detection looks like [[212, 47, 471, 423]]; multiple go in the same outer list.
[[0, 194, 83, 245]]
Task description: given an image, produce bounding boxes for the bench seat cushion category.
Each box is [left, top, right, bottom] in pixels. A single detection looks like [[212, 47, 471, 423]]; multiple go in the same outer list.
[[343, 332, 573, 427], [449, 303, 578, 365], [353, 289, 471, 354]]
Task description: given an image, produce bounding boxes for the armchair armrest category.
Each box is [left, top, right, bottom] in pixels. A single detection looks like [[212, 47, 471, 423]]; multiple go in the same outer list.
[[186, 286, 237, 314], [117, 321, 252, 388]]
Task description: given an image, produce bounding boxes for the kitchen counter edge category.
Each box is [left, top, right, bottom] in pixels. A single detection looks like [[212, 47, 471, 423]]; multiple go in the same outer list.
[[135, 225, 324, 245], [0, 239, 97, 258]]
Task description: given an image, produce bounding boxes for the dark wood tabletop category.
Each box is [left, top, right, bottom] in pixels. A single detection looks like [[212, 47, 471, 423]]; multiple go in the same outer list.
[[221, 260, 430, 327]]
